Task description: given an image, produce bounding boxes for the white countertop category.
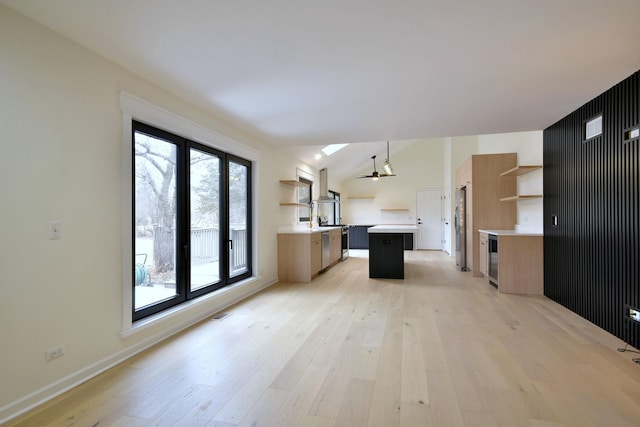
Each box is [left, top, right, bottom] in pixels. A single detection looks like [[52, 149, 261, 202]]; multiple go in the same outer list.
[[367, 225, 419, 233], [278, 225, 343, 234], [478, 229, 543, 237]]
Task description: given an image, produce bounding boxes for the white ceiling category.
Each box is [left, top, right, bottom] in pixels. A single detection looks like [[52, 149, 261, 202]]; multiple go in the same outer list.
[[4, 0, 640, 179]]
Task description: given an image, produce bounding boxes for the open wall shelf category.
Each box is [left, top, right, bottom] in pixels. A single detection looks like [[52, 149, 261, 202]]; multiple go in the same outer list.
[[279, 180, 308, 187], [279, 179, 309, 207], [499, 195, 543, 202], [500, 165, 542, 176], [500, 165, 543, 201]]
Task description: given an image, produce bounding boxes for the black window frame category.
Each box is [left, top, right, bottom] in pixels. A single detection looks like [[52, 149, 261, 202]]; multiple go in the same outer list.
[[328, 190, 341, 224], [225, 154, 253, 284], [297, 176, 313, 222], [132, 120, 252, 321]]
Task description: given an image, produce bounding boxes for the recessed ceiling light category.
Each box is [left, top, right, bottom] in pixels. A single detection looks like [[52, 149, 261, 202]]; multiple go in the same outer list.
[[321, 143, 348, 156], [314, 153, 322, 160]]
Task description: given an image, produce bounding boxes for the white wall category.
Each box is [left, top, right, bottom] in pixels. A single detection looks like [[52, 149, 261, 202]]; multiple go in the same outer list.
[[0, 6, 294, 422], [341, 139, 445, 225], [449, 135, 480, 180]]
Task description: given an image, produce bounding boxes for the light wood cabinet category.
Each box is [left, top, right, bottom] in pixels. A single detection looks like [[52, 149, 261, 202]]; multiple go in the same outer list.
[[329, 228, 341, 265], [455, 153, 517, 276], [278, 232, 322, 283], [478, 232, 488, 277], [278, 229, 342, 283], [494, 234, 543, 295], [310, 233, 321, 276]]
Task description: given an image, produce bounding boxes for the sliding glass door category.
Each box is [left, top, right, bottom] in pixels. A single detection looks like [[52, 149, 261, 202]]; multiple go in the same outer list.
[[133, 129, 180, 310], [132, 121, 251, 320], [189, 148, 222, 292], [228, 157, 251, 279]]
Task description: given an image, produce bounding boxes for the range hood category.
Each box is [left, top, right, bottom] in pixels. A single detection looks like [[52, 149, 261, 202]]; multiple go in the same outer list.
[[318, 168, 337, 203]]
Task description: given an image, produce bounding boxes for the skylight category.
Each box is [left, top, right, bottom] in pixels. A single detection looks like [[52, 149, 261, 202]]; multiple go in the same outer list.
[[321, 143, 349, 156]]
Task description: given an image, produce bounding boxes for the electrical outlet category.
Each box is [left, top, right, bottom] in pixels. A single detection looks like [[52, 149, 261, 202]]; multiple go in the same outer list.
[[45, 345, 64, 362]]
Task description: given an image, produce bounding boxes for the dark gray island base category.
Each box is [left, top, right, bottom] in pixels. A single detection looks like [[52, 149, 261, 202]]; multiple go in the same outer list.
[[367, 225, 419, 279], [349, 225, 414, 250]]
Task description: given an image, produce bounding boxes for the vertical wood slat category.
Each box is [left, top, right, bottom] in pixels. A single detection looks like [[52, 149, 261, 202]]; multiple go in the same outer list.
[[544, 71, 640, 346]]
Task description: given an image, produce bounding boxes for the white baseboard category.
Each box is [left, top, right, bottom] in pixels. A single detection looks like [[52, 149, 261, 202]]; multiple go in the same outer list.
[[0, 276, 278, 424]]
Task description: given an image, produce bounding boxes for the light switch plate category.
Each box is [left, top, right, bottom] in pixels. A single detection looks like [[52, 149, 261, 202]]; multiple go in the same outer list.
[[49, 220, 61, 239]]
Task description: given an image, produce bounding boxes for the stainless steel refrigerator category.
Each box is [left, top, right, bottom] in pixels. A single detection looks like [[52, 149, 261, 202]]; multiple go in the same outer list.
[[455, 187, 467, 271]]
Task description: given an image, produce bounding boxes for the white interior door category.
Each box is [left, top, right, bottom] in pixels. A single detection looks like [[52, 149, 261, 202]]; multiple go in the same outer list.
[[416, 189, 443, 250], [443, 187, 452, 254]]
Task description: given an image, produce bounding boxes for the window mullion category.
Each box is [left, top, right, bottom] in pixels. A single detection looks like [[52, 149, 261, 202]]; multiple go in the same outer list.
[[177, 139, 189, 301], [220, 154, 230, 283]]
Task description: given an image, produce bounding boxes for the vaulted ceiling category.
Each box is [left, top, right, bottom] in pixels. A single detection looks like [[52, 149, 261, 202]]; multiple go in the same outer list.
[[4, 0, 640, 179]]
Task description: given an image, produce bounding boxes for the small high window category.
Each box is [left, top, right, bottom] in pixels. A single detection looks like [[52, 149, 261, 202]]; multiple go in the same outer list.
[[624, 126, 639, 142], [585, 115, 602, 140]]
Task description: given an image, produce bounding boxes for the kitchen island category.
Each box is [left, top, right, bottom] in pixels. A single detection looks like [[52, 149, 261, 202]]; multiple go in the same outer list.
[[367, 225, 419, 279]]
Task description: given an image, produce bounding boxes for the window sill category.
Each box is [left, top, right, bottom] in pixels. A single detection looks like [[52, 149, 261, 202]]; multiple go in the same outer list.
[[120, 276, 260, 339]]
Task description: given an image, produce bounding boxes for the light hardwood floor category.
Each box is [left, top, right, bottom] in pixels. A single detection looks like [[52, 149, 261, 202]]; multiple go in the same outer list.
[[7, 250, 640, 426]]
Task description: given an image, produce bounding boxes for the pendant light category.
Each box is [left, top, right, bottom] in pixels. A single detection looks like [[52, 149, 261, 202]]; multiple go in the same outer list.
[[383, 141, 394, 175]]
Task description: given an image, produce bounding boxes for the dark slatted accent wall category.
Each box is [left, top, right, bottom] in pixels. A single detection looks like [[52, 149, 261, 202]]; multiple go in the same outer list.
[[544, 71, 640, 346]]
